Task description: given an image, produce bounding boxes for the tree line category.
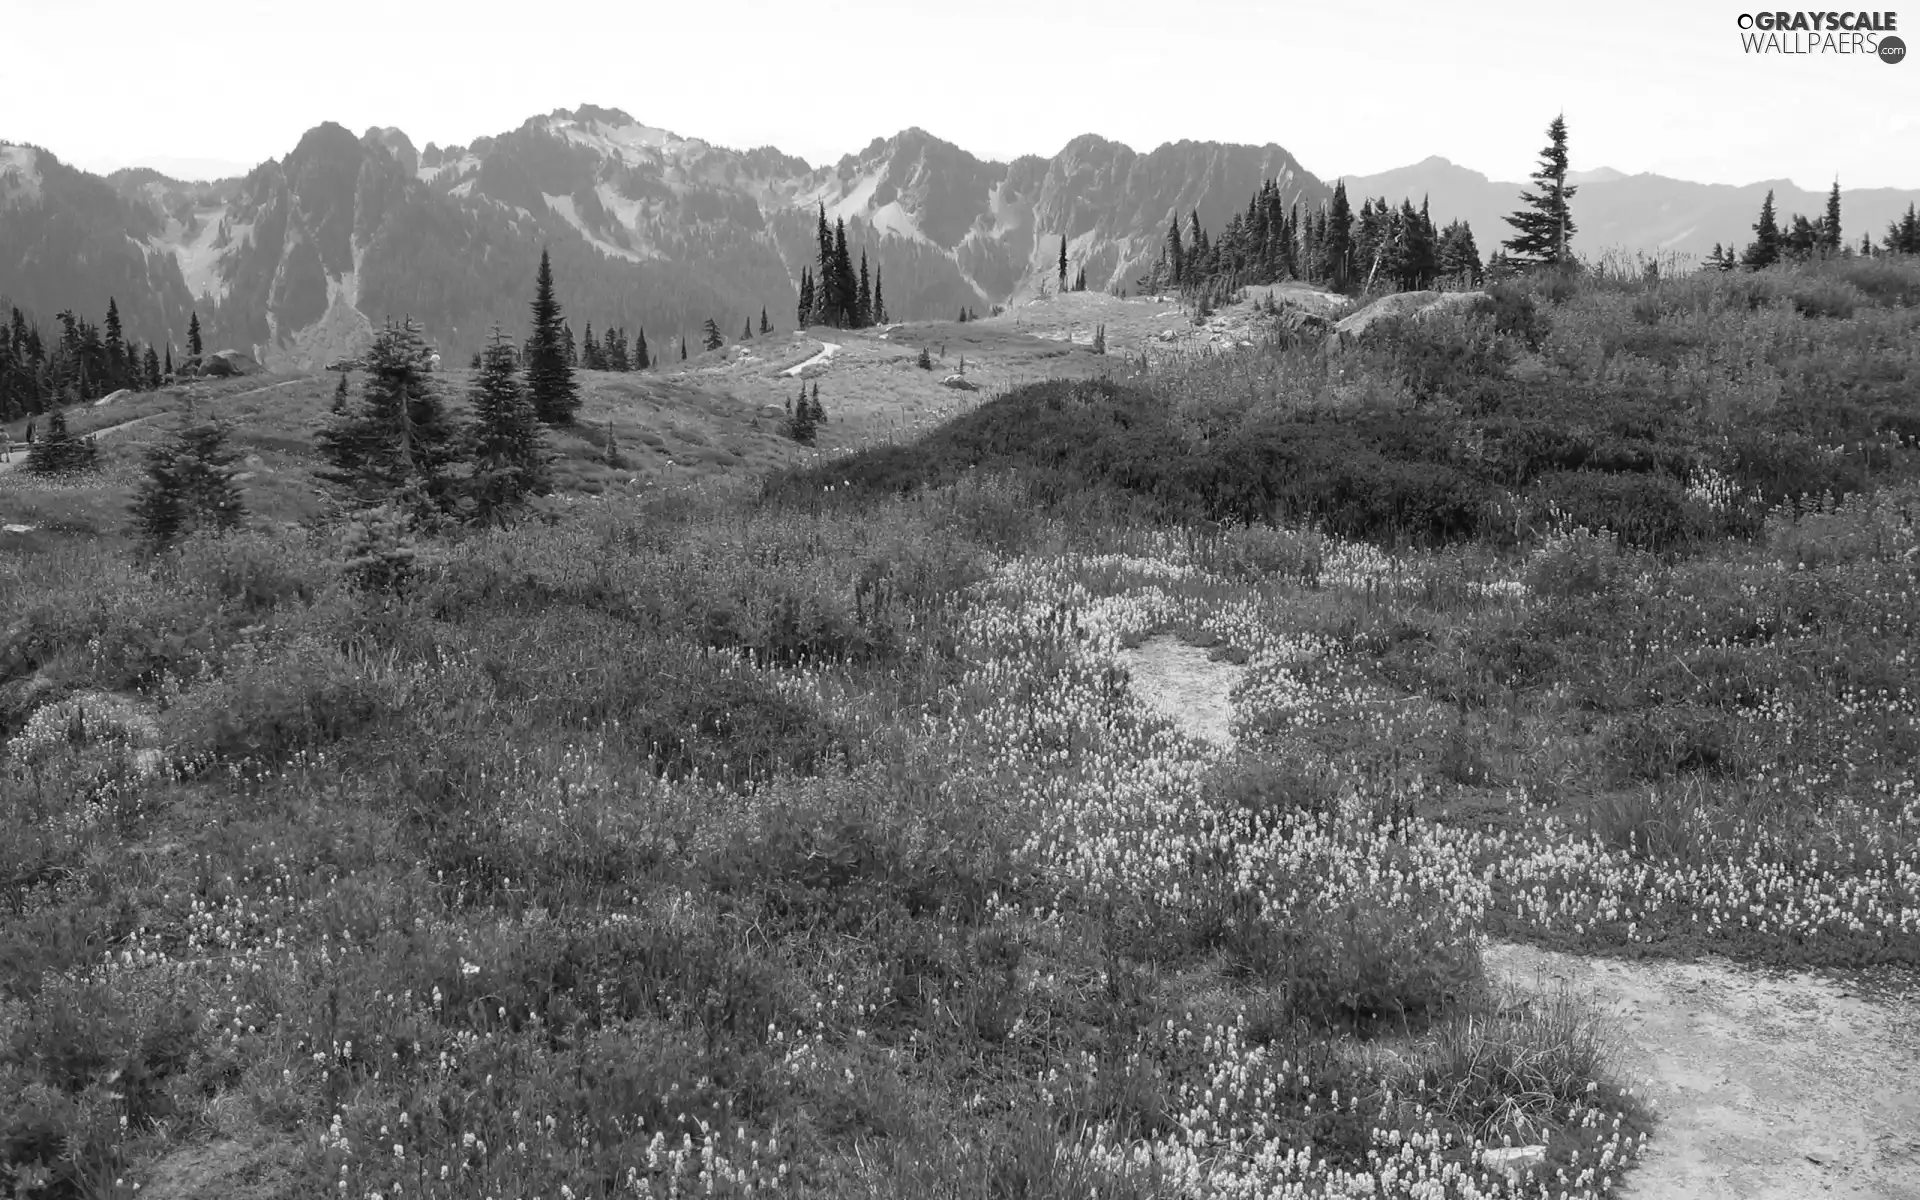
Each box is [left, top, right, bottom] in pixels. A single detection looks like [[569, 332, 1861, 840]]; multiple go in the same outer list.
[[796, 205, 887, 329], [1130, 177, 1485, 305], [1705, 187, 1919, 269]]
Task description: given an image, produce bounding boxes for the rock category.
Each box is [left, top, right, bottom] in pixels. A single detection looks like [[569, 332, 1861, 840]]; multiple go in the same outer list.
[[1275, 306, 1333, 339], [1482, 1146, 1547, 1174], [95, 388, 135, 407], [1158, 329, 1179, 342], [1330, 290, 1488, 348], [941, 374, 979, 391], [204, 349, 263, 377]]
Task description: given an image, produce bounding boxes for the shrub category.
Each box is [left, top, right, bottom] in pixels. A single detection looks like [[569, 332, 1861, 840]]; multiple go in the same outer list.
[[1525, 470, 1702, 552]]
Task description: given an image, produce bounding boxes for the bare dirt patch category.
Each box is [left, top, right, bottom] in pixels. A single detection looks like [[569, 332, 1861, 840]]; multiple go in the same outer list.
[[1119, 633, 1243, 748], [1120, 633, 1920, 1199], [1485, 941, 1920, 1200]]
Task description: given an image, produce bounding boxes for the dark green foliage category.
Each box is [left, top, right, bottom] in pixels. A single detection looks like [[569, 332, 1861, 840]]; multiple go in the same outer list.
[[315, 318, 465, 521], [526, 249, 581, 424], [917, 346, 933, 370], [466, 325, 552, 525], [128, 419, 246, 552], [787, 381, 817, 444], [760, 306, 771, 335], [22, 407, 98, 475], [186, 311, 202, 357], [703, 318, 723, 352], [743, 318, 753, 341], [1503, 115, 1577, 267], [1742, 190, 1782, 269]]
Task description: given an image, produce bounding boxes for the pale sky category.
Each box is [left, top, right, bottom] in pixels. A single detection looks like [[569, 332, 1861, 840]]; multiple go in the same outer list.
[[4, 0, 1915, 189]]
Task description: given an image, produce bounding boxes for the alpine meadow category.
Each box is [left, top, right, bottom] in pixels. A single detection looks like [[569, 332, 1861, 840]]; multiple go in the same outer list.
[[3, 42, 1920, 1200]]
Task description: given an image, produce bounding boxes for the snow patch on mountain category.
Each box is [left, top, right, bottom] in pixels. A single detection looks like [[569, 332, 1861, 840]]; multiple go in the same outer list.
[[542, 192, 646, 263], [157, 205, 238, 302], [866, 200, 929, 246], [0, 145, 40, 205]]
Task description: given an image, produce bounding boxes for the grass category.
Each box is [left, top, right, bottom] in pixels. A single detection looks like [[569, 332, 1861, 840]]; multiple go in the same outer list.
[[5, 256, 1920, 1199]]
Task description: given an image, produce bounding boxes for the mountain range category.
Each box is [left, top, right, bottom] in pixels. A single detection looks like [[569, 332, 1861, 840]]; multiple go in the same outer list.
[[3, 107, 1918, 369]]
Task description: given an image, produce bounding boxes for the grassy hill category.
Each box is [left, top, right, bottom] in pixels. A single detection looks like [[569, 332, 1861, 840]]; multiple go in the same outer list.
[[4, 258, 1919, 1200]]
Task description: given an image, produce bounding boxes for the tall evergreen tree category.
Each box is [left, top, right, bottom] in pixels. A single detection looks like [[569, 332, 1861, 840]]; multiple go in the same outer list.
[[526, 249, 580, 424], [816, 206, 838, 327], [743, 318, 753, 340], [1824, 180, 1843, 253], [680, 336, 687, 361], [797, 268, 815, 327], [582, 321, 601, 370], [316, 318, 464, 520], [103, 298, 126, 390], [1436, 220, 1483, 283], [1322, 183, 1354, 289], [1502, 114, 1578, 268], [467, 324, 551, 526], [142, 345, 161, 390], [1742, 190, 1783, 269], [163, 344, 173, 380], [833, 219, 854, 327], [857, 250, 872, 328], [129, 417, 245, 552], [873, 268, 887, 325], [634, 328, 650, 370], [702, 317, 724, 352], [1167, 217, 1185, 289], [760, 306, 771, 335], [563, 322, 577, 368], [1058, 236, 1068, 288], [186, 311, 202, 358]]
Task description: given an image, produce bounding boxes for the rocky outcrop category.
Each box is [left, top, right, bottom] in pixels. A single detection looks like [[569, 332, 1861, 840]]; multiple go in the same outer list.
[[1330, 289, 1488, 347]]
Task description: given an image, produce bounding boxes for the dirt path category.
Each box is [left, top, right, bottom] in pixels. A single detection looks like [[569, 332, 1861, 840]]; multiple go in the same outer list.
[[1485, 942, 1920, 1200], [0, 378, 305, 475], [1119, 634, 1920, 1200]]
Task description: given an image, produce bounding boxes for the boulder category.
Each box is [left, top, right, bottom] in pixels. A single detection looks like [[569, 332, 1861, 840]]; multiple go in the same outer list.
[[204, 349, 263, 377], [1482, 1146, 1547, 1175], [1330, 290, 1488, 348], [940, 374, 979, 391]]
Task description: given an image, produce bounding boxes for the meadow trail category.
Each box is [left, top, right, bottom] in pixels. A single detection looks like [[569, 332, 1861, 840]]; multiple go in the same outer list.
[[1120, 636, 1920, 1200], [0, 376, 308, 475]]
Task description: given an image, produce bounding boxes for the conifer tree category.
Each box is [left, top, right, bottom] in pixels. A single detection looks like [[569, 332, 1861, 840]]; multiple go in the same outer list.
[[1167, 217, 1185, 289], [760, 306, 771, 335], [142, 346, 161, 390], [24, 407, 98, 475], [1742, 190, 1783, 269], [1503, 114, 1578, 268], [833, 219, 854, 327], [582, 321, 600, 370], [316, 318, 464, 520], [681, 336, 687, 361], [467, 324, 550, 526], [186, 311, 203, 358], [129, 417, 245, 552], [103, 299, 126, 390], [702, 318, 724, 352], [1436, 220, 1483, 283], [608, 326, 629, 371], [1824, 180, 1843, 253], [526, 249, 581, 424], [1059, 236, 1068, 288], [333, 369, 350, 412], [634, 328, 650, 370], [809, 381, 824, 427], [743, 318, 753, 340], [787, 383, 817, 444], [164, 345, 173, 379], [816, 206, 836, 327], [798, 268, 814, 327], [872, 269, 886, 325], [563, 322, 577, 368], [857, 250, 872, 327], [1322, 183, 1354, 289]]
